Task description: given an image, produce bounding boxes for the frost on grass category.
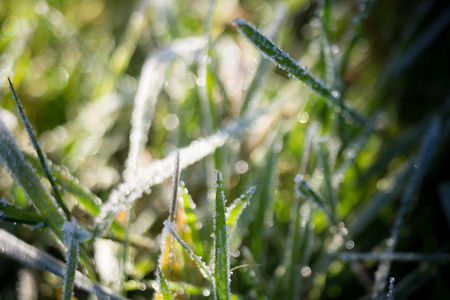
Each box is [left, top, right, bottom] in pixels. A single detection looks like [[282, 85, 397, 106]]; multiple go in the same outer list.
[[180, 181, 204, 257], [61, 220, 90, 300], [155, 267, 174, 300], [0, 118, 66, 237], [233, 19, 366, 125], [163, 220, 213, 281], [387, 277, 395, 300], [213, 170, 231, 300], [226, 185, 256, 228], [96, 131, 227, 234], [0, 229, 126, 300], [124, 37, 206, 181], [8, 78, 71, 220]]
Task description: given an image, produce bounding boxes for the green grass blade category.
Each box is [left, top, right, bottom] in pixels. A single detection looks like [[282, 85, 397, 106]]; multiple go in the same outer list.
[[315, 139, 338, 217], [0, 119, 66, 238], [197, 0, 216, 135], [180, 181, 204, 258], [233, 19, 367, 125], [339, 0, 376, 75], [249, 134, 279, 261], [0, 198, 46, 227], [213, 170, 231, 300], [8, 78, 71, 220], [155, 267, 175, 300], [226, 185, 256, 228], [294, 174, 336, 227]]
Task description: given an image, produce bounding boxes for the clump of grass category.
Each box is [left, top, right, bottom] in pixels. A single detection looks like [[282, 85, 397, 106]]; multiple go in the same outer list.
[[1, 0, 449, 299]]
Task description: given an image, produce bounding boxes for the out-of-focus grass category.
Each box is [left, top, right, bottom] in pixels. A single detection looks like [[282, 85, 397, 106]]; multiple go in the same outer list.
[[1, 0, 450, 299]]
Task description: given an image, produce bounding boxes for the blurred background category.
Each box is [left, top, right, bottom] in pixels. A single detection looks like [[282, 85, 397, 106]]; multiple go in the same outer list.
[[1, 0, 450, 299]]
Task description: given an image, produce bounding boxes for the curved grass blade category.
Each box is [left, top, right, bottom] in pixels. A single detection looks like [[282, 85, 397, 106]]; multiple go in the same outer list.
[[213, 170, 230, 300], [226, 185, 256, 229], [8, 78, 71, 220], [233, 19, 367, 125], [0, 119, 66, 238], [0, 229, 127, 300]]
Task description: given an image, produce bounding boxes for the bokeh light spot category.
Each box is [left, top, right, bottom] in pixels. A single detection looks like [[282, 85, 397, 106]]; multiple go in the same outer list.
[[297, 111, 309, 123], [2, 16, 20, 36], [301, 266, 312, 277]]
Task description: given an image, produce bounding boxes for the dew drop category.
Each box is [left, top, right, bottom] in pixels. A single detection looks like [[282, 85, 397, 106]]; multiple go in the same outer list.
[[345, 240, 355, 249], [301, 266, 312, 277], [297, 111, 309, 123]]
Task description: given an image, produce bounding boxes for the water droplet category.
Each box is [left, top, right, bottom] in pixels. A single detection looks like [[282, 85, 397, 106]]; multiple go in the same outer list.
[[301, 266, 312, 277], [345, 240, 355, 249], [297, 111, 309, 123]]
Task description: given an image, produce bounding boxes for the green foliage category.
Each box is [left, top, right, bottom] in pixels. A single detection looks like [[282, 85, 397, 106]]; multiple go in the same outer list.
[[1, 0, 449, 299]]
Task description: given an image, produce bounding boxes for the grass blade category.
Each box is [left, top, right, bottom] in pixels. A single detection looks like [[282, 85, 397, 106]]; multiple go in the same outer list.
[[373, 117, 441, 298], [61, 220, 90, 300], [155, 267, 175, 300], [0, 197, 46, 227], [164, 220, 213, 282], [0, 229, 127, 300], [0, 119, 66, 238], [124, 37, 206, 180], [8, 78, 71, 220], [226, 185, 256, 229], [197, 0, 216, 135], [213, 170, 231, 300], [180, 181, 204, 258], [315, 138, 339, 217], [233, 19, 367, 125]]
